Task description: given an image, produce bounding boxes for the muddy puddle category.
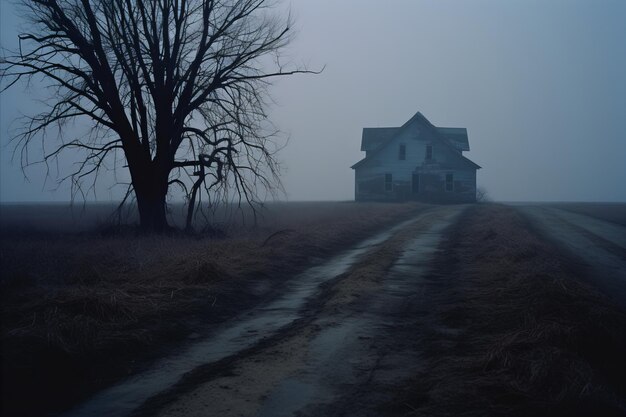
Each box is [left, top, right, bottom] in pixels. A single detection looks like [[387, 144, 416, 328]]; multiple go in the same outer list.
[[61, 215, 425, 417]]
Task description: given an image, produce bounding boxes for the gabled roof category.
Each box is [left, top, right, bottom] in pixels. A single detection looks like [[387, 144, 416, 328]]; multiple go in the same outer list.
[[361, 127, 400, 151], [351, 111, 480, 170], [437, 127, 469, 151], [433, 156, 482, 170]]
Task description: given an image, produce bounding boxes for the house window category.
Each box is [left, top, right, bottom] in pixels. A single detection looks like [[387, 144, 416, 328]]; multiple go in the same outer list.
[[399, 144, 406, 160], [426, 145, 433, 161], [385, 173, 393, 191], [445, 173, 454, 191]]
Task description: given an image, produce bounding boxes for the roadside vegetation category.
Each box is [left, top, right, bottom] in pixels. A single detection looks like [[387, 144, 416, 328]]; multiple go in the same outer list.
[[0, 202, 425, 417], [398, 204, 626, 416]]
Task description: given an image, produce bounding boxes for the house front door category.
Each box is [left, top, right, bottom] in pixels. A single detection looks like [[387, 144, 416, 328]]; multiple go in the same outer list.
[[411, 173, 420, 194]]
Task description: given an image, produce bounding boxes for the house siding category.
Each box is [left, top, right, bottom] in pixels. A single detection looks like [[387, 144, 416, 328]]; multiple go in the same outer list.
[[353, 115, 478, 203]]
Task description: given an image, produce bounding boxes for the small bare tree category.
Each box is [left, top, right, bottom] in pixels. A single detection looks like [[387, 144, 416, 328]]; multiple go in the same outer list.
[[476, 186, 490, 203], [1, 0, 315, 232]]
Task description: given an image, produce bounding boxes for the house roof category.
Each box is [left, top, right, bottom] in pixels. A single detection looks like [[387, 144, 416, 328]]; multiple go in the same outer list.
[[433, 156, 482, 170], [351, 111, 480, 170], [437, 127, 470, 151], [361, 127, 400, 151]]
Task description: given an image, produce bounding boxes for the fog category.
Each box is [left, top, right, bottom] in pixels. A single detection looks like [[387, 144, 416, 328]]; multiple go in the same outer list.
[[1, 0, 625, 203]]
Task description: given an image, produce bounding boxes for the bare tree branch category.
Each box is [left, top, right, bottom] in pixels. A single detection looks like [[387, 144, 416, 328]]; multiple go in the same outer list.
[[1, 0, 317, 232]]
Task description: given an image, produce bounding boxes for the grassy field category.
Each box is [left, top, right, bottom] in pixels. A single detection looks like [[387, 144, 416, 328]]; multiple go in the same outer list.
[[396, 205, 626, 416], [0, 201, 426, 417], [2, 201, 625, 417]]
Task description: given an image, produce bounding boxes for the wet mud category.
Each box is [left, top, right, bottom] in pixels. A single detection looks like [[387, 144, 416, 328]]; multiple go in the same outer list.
[[147, 206, 466, 417]]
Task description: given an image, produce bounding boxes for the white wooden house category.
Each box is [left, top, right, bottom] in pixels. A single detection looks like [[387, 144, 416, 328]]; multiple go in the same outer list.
[[351, 111, 480, 203]]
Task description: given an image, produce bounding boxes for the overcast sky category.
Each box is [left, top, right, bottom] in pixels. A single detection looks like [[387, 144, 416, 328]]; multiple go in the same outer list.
[[1, 0, 625, 203]]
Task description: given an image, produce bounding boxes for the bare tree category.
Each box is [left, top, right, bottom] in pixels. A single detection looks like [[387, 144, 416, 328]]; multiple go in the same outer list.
[[1, 0, 315, 232], [475, 186, 490, 203]]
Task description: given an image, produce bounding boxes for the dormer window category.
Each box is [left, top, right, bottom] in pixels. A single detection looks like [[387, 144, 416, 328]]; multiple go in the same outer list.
[[399, 144, 406, 160], [426, 145, 433, 161]]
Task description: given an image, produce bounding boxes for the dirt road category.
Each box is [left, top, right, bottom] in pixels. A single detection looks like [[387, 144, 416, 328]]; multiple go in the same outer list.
[[59, 204, 626, 417], [150, 206, 465, 417], [518, 206, 626, 309], [60, 205, 466, 417]]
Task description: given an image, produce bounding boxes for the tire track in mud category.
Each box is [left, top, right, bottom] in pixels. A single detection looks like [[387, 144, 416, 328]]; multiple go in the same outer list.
[[61, 206, 464, 417], [537, 207, 626, 258], [518, 206, 626, 310], [146, 205, 467, 417]]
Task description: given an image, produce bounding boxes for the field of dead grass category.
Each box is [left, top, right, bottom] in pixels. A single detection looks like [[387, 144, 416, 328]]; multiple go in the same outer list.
[[0, 201, 425, 417], [397, 204, 626, 417]]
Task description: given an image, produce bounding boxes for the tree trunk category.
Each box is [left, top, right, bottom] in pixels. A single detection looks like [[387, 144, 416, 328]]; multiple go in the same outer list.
[[135, 177, 169, 233]]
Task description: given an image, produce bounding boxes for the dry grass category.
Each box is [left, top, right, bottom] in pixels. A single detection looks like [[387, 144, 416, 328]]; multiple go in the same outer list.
[[398, 204, 626, 417], [0, 201, 426, 417]]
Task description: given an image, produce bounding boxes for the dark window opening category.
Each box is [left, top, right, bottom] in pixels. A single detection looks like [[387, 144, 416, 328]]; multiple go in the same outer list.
[[385, 173, 393, 191], [399, 144, 406, 160], [445, 173, 454, 191], [426, 145, 433, 160]]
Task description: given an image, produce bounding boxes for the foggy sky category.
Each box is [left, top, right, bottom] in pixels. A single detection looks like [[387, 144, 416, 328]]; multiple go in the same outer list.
[[1, 0, 625, 203]]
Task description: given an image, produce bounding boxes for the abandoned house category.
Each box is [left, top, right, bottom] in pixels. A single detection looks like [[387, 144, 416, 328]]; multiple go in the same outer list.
[[351, 111, 480, 203]]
